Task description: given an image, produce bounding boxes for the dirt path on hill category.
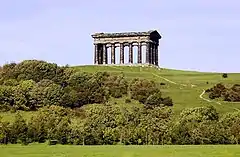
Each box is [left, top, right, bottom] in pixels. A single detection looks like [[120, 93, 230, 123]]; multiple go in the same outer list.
[[109, 65, 239, 111], [153, 73, 239, 111]]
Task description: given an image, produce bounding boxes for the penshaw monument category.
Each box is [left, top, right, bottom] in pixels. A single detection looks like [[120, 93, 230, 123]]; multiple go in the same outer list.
[[91, 30, 162, 66]]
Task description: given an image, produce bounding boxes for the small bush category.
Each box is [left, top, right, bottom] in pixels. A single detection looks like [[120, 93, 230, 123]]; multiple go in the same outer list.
[[222, 73, 228, 78]]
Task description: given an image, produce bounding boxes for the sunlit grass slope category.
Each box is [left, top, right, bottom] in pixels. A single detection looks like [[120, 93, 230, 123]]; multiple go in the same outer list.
[[73, 65, 240, 114]]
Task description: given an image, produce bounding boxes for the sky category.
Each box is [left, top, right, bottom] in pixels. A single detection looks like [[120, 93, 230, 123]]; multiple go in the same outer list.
[[0, 0, 239, 72]]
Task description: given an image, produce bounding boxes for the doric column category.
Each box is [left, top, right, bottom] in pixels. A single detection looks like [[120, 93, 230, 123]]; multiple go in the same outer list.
[[111, 44, 115, 64], [120, 43, 124, 64], [138, 42, 142, 64], [98, 45, 103, 64], [152, 44, 156, 65], [103, 44, 107, 64], [94, 44, 98, 64], [129, 43, 133, 64], [149, 43, 153, 64], [155, 44, 159, 66], [146, 42, 150, 64]]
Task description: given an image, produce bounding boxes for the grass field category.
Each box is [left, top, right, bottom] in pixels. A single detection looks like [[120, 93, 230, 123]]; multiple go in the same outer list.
[[0, 144, 240, 157], [1, 65, 240, 122]]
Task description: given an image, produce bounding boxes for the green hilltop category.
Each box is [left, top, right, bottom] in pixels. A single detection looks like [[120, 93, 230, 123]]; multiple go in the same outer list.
[[72, 65, 240, 114], [1, 63, 240, 123], [1, 61, 240, 146]]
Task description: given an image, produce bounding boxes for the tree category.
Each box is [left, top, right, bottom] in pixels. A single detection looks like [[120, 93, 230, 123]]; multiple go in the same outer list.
[[43, 83, 64, 106], [166, 106, 230, 145], [103, 75, 128, 98], [28, 106, 71, 143], [0, 85, 15, 111], [0, 116, 11, 144], [0, 62, 17, 84], [220, 111, 240, 144], [222, 73, 228, 78], [13, 80, 36, 110], [9, 113, 28, 144], [145, 93, 173, 108], [129, 79, 160, 103], [145, 92, 162, 108]]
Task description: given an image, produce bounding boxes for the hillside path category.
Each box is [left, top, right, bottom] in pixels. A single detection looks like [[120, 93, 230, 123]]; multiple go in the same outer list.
[[109, 66, 239, 111], [152, 73, 240, 111]]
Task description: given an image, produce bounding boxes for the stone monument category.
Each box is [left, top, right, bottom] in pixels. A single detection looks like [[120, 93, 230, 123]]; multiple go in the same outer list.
[[91, 30, 162, 66]]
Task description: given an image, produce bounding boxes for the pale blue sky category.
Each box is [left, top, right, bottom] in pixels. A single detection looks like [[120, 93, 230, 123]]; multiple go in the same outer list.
[[0, 0, 239, 72]]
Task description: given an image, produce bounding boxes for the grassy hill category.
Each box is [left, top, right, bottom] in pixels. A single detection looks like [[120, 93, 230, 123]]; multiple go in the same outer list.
[[73, 65, 240, 114], [1, 65, 240, 122]]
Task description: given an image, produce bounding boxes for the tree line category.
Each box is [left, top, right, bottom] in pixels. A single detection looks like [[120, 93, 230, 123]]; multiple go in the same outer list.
[[0, 60, 172, 111], [0, 105, 239, 145]]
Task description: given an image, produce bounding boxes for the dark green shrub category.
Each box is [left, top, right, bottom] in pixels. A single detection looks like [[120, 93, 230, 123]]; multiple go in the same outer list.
[[129, 78, 160, 103], [222, 73, 228, 78]]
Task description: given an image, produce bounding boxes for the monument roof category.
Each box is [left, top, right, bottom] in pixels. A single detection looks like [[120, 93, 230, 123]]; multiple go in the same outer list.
[[92, 30, 161, 39]]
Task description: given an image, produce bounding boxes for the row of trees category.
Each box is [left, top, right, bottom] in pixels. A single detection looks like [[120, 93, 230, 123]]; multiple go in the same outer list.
[[206, 83, 240, 102], [0, 60, 172, 111], [0, 105, 239, 145]]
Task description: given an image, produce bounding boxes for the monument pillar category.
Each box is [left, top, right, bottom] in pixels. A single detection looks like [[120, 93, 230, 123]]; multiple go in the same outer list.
[[155, 44, 159, 66], [94, 44, 98, 64], [152, 44, 156, 65], [138, 42, 142, 64], [149, 43, 153, 64], [111, 44, 115, 64], [103, 44, 107, 64], [120, 43, 124, 64], [146, 42, 150, 64], [98, 45, 103, 64], [129, 43, 133, 64]]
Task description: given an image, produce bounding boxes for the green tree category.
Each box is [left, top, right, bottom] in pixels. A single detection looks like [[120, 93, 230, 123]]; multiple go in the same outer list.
[[220, 111, 240, 144], [0, 85, 15, 111], [0, 117, 11, 144], [129, 79, 160, 103], [13, 80, 36, 110], [43, 83, 64, 106], [104, 75, 128, 98], [9, 113, 28, 144]]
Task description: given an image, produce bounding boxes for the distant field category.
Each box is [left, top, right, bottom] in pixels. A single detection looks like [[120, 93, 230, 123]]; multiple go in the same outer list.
[[0, 144, 240, 157]]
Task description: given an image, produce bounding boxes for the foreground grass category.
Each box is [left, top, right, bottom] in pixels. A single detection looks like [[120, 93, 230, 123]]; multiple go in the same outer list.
[[0, 144, 240, 157]]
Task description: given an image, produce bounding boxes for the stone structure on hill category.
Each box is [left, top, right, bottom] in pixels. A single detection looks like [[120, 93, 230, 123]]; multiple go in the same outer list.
[[91, 30, 162, 66]]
